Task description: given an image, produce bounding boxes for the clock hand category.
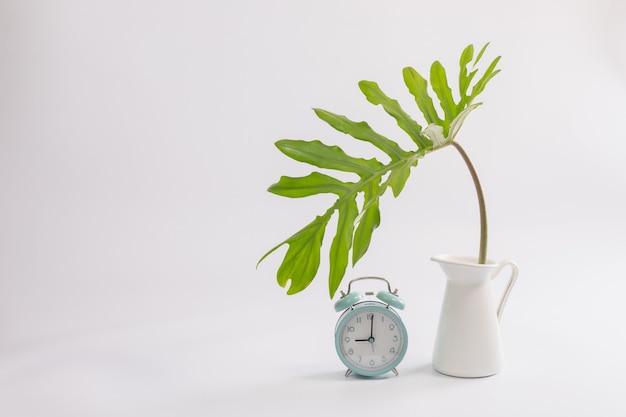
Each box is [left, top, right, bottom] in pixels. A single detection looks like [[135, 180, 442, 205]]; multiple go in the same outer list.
[[355, 314, 376, 343], [369, 314, 375, 353]]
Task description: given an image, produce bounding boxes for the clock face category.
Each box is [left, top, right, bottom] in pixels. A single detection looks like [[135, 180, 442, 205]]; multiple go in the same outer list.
[[335, 302, 408, 376]]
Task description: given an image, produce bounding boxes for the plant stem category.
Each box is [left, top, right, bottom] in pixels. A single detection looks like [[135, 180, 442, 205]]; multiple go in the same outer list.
[[451, 141, 488, 264]]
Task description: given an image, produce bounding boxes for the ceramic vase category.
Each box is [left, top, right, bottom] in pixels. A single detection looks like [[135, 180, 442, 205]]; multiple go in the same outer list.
[[431, 254, 519, 377]]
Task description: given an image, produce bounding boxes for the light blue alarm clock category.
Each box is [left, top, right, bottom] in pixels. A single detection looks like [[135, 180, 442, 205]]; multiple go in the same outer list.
[[334, 276, 408, 377]]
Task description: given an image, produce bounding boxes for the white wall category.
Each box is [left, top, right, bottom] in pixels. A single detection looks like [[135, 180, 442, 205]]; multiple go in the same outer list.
[[1, 1, 625, 410]]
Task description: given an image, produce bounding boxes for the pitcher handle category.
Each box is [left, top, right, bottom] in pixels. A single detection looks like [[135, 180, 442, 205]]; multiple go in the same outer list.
[[491, 260, 519, 321]]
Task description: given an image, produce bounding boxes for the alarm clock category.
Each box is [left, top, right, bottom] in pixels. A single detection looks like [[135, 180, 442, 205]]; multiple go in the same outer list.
[[334, 276, 408, 377]]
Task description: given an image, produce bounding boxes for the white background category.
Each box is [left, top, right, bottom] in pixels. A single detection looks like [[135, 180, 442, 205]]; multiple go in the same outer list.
[[1, 0, 626, 415]]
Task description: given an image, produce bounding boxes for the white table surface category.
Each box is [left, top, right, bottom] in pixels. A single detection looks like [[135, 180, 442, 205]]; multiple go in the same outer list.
[[2, 241, 625, 417]]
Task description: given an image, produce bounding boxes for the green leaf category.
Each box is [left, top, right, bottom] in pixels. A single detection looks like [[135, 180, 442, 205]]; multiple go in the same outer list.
[[313, 108, 406, 160], [260, 43, 502, 297], [352, 182, 381, 266], [268, 172, 353, 198], [328, 197, 359, 297], [469, 56, 501, 101], [402, 67, 442, 126], [448, 103, 482, 141], [358, 80, 431, 150], [459, 44, 474, 69], [473, 42, 490, 67], [259, 212, 331, 295], [458, 44, 474, 104], [276, 139, 383, 177], [430, 61, 457, 134], [457, 68, 479, 113], [387, 157, 418, 197]]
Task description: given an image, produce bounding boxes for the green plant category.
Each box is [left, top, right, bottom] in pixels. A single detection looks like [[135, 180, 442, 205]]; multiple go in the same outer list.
[[258, 43, 501, 297]]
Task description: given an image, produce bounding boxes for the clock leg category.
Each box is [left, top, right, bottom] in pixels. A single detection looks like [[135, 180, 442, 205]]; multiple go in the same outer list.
[[345, 369, 353, 378], [392, 368, 399, 376]]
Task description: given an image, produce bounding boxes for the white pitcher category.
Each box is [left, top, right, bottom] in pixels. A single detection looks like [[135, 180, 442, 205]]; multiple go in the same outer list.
[[431, 254, 519, 378]]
